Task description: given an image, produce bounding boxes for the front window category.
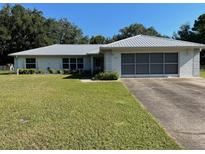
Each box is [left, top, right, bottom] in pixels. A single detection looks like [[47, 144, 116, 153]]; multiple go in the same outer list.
[[77, 58, 83, 69], [62, 58, 84, 70], [62, 58, 69, 69], [26, 58, 36, 69], [70, 58, 77, 70]]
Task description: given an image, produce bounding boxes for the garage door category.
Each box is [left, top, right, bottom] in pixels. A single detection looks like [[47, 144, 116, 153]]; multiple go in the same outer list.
[[121, 53, 178, 75]]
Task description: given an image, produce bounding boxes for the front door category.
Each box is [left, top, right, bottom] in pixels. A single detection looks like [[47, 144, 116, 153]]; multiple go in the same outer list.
[[93, 57, 104, 74]]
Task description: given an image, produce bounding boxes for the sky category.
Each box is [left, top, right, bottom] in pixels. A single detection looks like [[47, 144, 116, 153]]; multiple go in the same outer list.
[[0, 3, 205, 37]]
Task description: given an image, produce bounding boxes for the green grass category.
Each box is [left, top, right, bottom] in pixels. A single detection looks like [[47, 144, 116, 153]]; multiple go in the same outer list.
[[0, 70, 14, 75], [200, 70, 205, 78], [0, 74, 180, 149]]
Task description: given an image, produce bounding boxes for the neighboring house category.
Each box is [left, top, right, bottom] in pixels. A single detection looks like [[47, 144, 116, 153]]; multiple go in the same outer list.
[[9, 35, 205, 77]]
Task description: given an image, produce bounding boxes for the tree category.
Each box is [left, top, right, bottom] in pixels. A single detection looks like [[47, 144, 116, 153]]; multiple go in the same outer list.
[[112, 23, 161, 41], [0, 4, 88, 64], [173, 23, 196, 42], [174, 15, 205, 65], [57, 18, 89, 44], [90, 35, 106, 44]]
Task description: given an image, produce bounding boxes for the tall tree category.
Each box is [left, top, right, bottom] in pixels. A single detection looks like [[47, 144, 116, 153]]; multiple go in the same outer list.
[[0, 4, 88, 64], [90, 35, 106, 44], [112, 23, 161, 41], [57, 18, 89, 44], [174, 14, 205, 65], [173, 23, 196, 41]]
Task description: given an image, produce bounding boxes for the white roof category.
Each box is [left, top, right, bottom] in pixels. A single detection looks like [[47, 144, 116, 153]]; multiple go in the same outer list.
[[102, 35, 205, 48], [9, 44, 102, 56], [9, 35, 205, 56]]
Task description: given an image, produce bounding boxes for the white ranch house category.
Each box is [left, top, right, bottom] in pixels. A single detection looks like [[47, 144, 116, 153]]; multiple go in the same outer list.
[[9, 35, 205, 77]]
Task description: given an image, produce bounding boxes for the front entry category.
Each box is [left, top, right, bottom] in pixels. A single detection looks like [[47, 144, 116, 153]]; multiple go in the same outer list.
[[93, 56, 104, 74]]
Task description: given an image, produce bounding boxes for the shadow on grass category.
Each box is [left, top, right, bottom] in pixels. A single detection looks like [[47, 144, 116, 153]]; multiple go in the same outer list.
[[0, 71, 15, 75], [62, 74, 92, 79]]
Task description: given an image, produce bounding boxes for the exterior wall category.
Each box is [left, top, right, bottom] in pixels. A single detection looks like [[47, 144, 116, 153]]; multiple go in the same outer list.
[[14, 56, 91, 71], [193, 50, 200, 77], [104, 48, 201, 77], [104, 52, 112, 72], [14, 56, 25, 69], [104, 51, 121, 74], [14, 47, 201, 77], [37, 57, 62, 70], [179, 50, 200, 77]]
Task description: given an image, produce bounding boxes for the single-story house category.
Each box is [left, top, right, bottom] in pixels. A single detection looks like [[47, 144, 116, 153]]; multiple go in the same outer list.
[[9, 35, 205, 77]]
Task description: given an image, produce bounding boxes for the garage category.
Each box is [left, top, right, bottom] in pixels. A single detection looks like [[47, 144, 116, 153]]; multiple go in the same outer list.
[[121, 53, 178, 75]]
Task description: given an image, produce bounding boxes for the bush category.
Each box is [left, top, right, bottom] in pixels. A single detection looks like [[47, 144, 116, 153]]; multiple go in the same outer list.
[[63, 69, 70, 75], [94, 72, 119, 80], [35, 70, 44, 74], [18, 69, 36, 74], [56, 70, 62, 74], [46, 67, 53, 74]]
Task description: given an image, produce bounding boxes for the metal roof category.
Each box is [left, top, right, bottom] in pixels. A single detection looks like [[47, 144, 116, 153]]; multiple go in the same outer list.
[[9, 35, 205, 56], [102, 35, 205, 48], [9, 44, 102, 56]]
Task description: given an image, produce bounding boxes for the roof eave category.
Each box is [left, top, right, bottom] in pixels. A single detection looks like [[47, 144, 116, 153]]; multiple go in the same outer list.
[[100, 46, 205, 50], [9, 54, 89, 56]]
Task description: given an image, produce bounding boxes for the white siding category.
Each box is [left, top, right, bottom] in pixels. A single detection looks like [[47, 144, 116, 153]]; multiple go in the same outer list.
[[14, 57, 25, 70], [193, 51, 200, 77], [179, 50, 200, 77], [37, 57, 62, 70], [104, 48, 200, 77], [14, 56, 91, 71], [104, 52, 112, 72]]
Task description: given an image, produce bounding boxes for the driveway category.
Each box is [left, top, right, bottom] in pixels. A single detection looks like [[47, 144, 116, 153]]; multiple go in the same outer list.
[[122, 78, 205, 150]]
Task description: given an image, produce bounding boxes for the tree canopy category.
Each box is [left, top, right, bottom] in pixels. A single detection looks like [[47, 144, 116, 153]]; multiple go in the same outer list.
[[174, 14, 205, 64], [89, 35, 106, 44], [0, 4, 164, 64], [111, 23, 161, 42], [0, 4, 88, 64]]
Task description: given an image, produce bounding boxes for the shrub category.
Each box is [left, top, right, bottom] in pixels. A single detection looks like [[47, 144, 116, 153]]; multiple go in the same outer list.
[[63, 69, 70, 75], [18, 69, 36, 74], [56, 70, 62, 74], [35, 70, 44, 74], [94, 72, 119, 80], [47, 69, 54, 74]]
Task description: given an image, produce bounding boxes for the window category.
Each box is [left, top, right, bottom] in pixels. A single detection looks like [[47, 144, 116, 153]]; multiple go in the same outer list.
[[77, 58, 84, 69], [26, 58, 36, 69], [62, 58, 84, 70], [62, 58, 69, 69], [70, 58, 76, 70]]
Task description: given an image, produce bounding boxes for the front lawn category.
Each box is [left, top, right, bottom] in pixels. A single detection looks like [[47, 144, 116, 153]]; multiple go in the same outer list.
[[0, 75, 180, 149], [0, 70, 14, 75], [200, 70, 205, 78]]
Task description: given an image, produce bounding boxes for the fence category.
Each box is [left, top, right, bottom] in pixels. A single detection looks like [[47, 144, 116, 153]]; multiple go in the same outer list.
[[0, 64, 14, 71]]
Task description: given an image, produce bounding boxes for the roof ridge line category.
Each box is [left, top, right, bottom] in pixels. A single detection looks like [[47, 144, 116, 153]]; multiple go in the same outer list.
[[105, 35, 142, 46], [141, 34, 205, 45]]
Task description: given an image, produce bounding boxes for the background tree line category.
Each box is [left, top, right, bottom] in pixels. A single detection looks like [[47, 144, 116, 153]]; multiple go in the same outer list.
[[1, 4, 205, 65]]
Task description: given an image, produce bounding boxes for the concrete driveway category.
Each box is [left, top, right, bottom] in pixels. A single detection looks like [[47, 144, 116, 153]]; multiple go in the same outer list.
[[122, 78, 205, 150]]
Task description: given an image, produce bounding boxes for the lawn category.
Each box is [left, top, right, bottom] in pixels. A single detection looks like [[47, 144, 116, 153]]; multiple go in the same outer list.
[[0, 74, 180, 149], [200, 70, 205, 78]]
